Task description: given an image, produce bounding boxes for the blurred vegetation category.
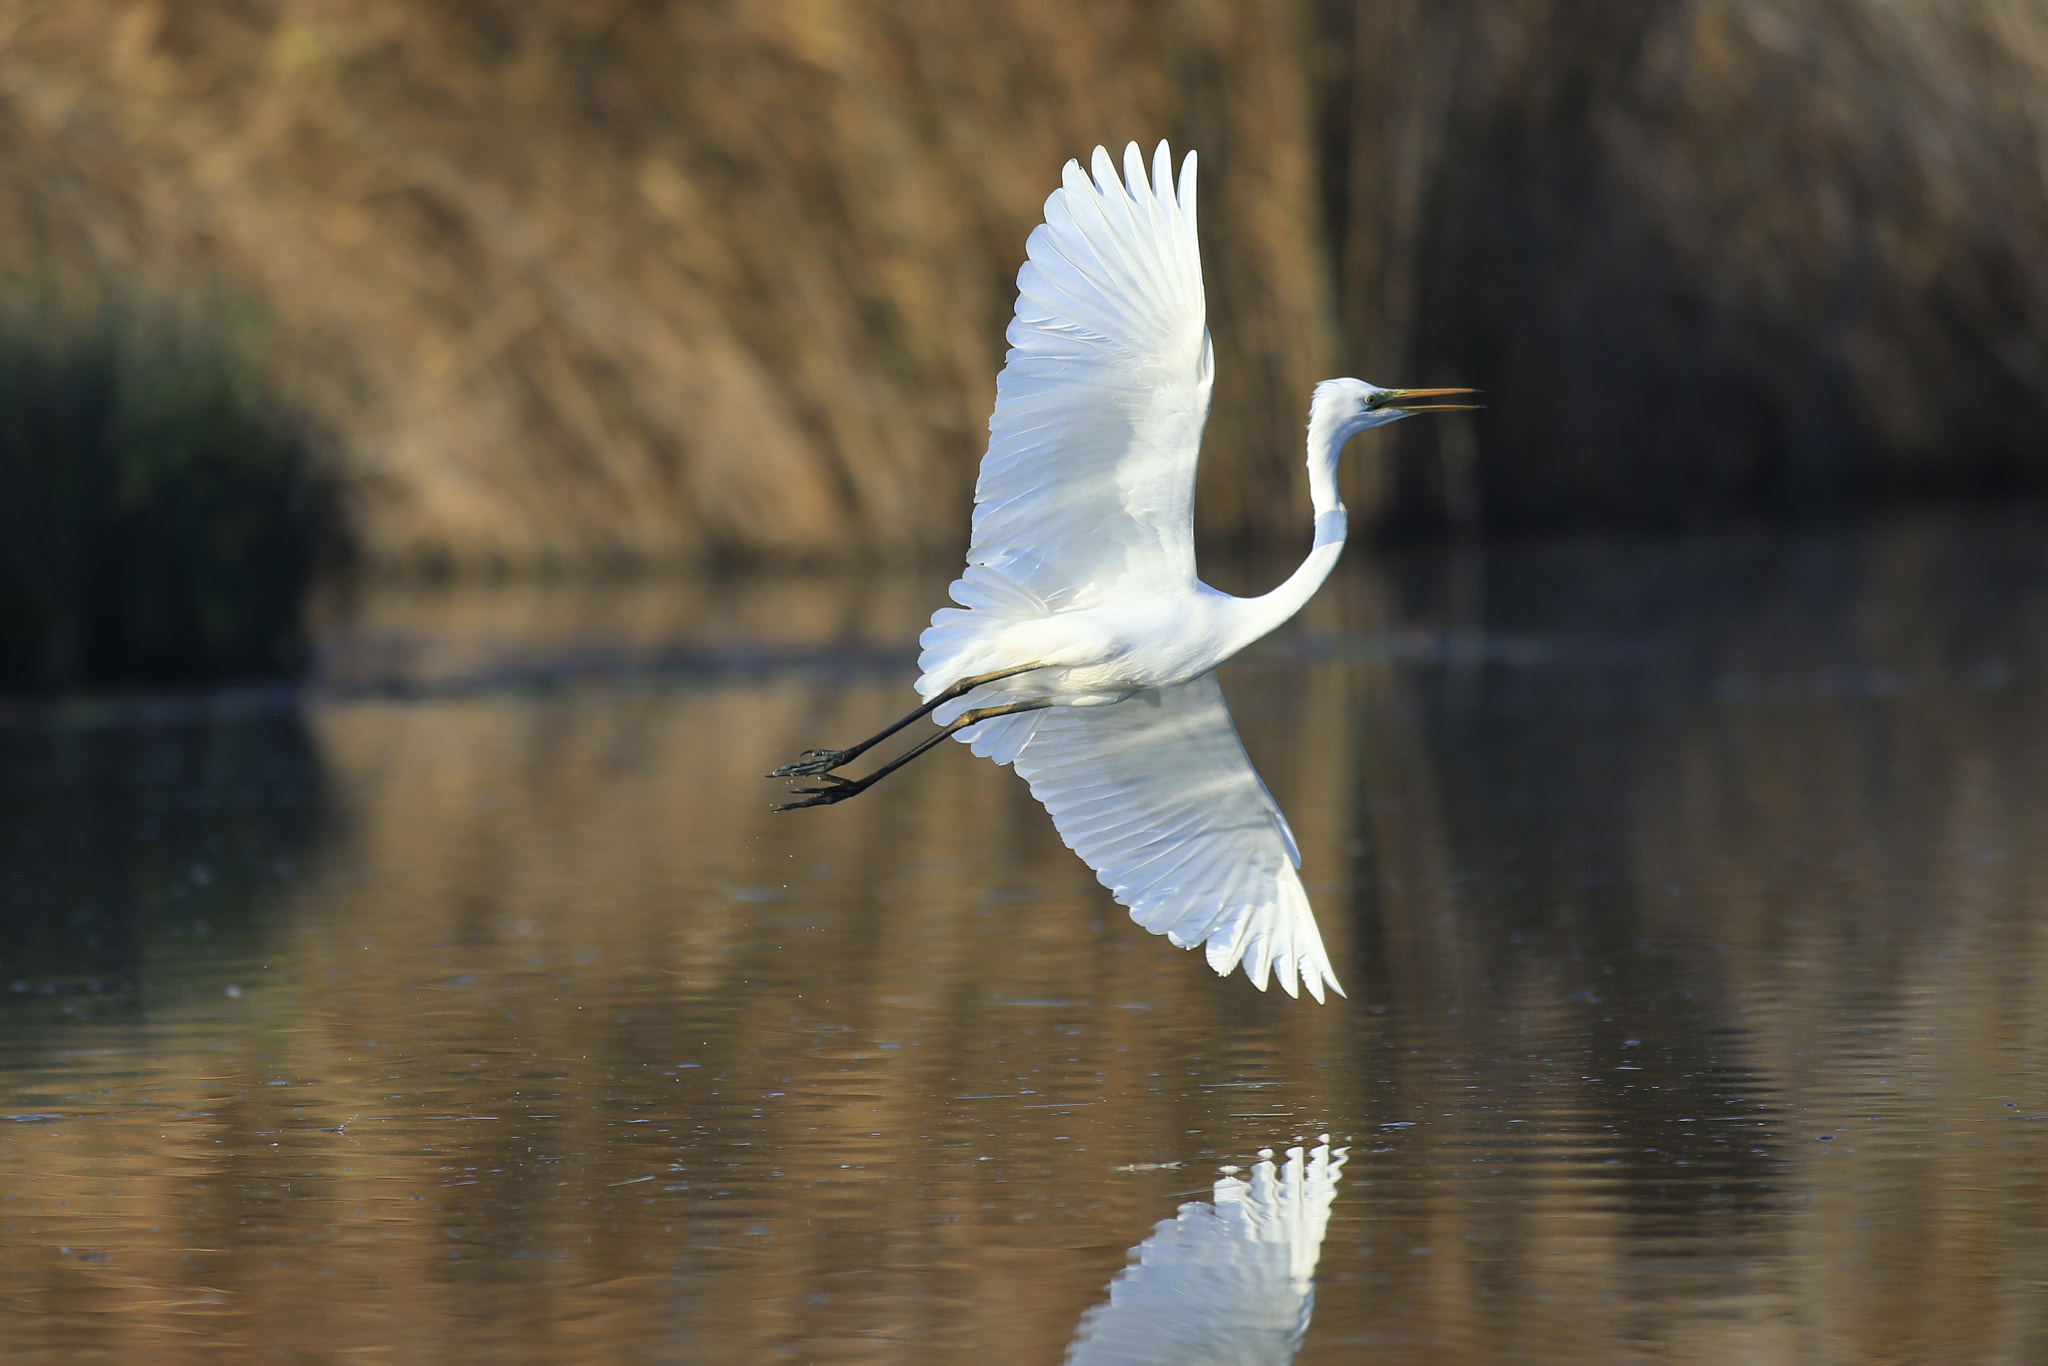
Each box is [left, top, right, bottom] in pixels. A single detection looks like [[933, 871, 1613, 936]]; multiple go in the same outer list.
[[0, 302, 340, 691], [0, 1, 2043, 566]]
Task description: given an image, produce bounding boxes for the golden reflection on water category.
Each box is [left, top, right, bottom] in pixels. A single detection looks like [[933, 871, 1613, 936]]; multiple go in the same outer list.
[[5, 513, 2048, 1362]]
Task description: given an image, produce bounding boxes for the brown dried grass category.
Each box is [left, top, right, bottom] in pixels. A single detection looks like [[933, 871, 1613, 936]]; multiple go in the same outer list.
[[1, 1, 2044, 567]]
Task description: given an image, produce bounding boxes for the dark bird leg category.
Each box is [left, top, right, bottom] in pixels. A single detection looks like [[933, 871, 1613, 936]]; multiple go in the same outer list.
[[768, 664, 1043, 778], [773, 698, 1053, 811]]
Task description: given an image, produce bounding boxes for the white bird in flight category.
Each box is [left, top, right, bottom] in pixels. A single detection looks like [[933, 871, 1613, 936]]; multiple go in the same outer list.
[[772, 142, 1473, 1001]]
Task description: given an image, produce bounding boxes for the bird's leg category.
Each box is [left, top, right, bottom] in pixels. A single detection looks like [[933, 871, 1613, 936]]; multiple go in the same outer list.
[[773, 698, 1053, 811], [767, 664, 1043, 778]]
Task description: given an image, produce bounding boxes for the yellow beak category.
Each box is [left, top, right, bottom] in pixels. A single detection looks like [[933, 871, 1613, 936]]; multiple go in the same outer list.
[[1368, 387, 1481, 413]]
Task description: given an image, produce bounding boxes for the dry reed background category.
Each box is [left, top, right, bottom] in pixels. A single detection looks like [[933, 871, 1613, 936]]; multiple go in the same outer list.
[[1, 0, 2045, 569]]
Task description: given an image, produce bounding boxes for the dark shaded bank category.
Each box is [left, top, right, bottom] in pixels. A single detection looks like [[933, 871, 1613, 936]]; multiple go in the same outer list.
[[1351, 0, 2048, 533], [1, 1, 2044, 564], [0, 304, 342, 693]]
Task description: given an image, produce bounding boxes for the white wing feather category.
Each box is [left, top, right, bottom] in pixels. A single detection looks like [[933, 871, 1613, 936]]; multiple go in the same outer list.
[[1005, 673, 1343, 1001], [915, 141, 1341, 1001], [969, 141, 1212, 605]]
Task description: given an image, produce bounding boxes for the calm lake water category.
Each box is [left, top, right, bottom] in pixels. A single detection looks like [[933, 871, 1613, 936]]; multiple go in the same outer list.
[[5, 509, 2048, 1363]]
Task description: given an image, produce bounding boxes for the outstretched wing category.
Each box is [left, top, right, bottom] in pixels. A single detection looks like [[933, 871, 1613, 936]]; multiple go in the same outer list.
[[1004, 673, 1343, 1001], [968, 141, 1212, 606]]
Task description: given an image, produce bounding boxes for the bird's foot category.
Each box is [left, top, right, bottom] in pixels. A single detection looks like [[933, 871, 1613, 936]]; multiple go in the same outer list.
[[768, 747, 856, 778], [772, 772, 870, 812]]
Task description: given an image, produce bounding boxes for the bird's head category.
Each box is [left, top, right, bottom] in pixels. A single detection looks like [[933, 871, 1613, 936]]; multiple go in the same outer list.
[[1312, 377, 1479, 442]]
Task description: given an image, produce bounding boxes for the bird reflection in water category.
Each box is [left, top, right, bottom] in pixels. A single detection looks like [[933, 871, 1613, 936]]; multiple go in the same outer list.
[[1065, 1139, 1348, 1365]]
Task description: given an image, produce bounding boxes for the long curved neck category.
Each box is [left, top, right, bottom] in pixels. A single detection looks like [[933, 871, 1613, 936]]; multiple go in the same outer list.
[[1223, 405, 1354, 653]]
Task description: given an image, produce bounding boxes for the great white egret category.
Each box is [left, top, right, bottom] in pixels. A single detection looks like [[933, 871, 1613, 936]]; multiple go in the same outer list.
[[1066, 1140, 1348, 1365], [771, 142, 1473, 1001]]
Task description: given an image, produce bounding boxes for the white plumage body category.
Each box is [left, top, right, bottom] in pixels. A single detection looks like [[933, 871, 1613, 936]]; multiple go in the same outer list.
[[778, 140, 1470, 1000], [923, 578, 1252, 708], [910, 142, 1388, 1003]]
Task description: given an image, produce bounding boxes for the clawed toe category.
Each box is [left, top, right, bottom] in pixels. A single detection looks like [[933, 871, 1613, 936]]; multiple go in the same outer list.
[[768, 748, 855, 778], [772, 774, 867, 812]]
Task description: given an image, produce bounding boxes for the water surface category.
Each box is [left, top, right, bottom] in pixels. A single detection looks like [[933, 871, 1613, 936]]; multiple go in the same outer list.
[[4, 510, 2048, 1362]]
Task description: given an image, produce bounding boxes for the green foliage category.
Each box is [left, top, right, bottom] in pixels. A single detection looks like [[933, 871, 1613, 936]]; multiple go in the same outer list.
[[0, 305, 341, 692]]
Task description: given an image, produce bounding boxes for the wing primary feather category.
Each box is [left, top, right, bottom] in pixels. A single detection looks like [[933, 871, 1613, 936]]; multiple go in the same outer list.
[[1241, 930, 1273, 992], [1056, 159, 1150, 303], [1093, 144, 1167, 294], [1140, 142, 1194, 311], [1123, 142, 1165, 276], [1274, 917, 1302, 999]]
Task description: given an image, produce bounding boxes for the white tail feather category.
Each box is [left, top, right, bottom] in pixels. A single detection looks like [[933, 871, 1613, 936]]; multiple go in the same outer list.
[[916, 563, 1049, 704]]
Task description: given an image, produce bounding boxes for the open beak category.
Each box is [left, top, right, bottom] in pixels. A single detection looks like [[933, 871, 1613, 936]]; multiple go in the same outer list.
[[1368, 387, 1481, 413]]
